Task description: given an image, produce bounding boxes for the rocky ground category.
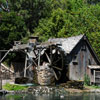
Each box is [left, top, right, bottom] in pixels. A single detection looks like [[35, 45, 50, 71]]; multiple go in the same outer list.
[[1, 85, 100, 95], [1, 80, 100, 95]]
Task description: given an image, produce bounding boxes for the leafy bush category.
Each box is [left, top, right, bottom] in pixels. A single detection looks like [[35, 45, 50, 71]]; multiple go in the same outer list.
[[3, 83, 28, 91], [85, 85, 100, 89], [84, 74, 90, 86]]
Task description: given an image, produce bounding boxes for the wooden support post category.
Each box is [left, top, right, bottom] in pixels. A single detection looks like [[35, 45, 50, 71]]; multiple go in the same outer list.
[[0, 79, 2, 90], [0, 52, 2, 90], [50, 46, 52, 65], [0, 49, 11, 63], [89, 69, 91, 85], [38, 49, 41, 67], [94, 70, 95, 84], [24, 56, 27, 77]]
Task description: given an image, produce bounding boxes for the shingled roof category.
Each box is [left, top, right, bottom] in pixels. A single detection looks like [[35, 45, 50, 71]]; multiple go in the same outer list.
[[11, 34, 100, 64], [48, 35, 84, 53]]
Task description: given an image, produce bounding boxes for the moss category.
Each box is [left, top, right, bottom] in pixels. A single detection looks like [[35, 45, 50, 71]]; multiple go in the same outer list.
[[84, 85, 100, 89], [3, 83, 28, 91]]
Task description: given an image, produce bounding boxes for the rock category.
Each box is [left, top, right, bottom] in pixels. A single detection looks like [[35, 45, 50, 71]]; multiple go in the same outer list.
[[15, 77, 29, 84], [28, 88, 33, 92], [0, 90, 7, 95], [33, 69, 38, 84], [66, 80, 84, 89], [60, 95, 64, 99], [60, 80, 84, 89]]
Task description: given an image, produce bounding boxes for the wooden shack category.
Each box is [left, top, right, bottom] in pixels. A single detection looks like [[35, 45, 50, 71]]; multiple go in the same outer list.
[[59, 34, 100, 84]]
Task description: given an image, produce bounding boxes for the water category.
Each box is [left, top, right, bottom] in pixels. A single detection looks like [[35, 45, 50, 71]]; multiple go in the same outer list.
[[1, 93, 100, 100]]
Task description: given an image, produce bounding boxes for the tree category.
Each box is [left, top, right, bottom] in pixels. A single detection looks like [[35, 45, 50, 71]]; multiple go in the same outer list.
[[34, 0, 100, 58], [0, 0, 9, 12], [8, 0, 52, 33], [34, 8, 68, 41], [0, 12, 27, 49]]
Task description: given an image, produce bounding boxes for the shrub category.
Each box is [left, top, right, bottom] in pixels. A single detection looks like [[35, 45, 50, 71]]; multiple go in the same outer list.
[[3, 83, 28, 91], [84, 74, 90, 86]]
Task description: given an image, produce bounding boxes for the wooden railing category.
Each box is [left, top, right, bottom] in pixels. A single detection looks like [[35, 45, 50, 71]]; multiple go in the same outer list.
[[94, 71, 100, 83]]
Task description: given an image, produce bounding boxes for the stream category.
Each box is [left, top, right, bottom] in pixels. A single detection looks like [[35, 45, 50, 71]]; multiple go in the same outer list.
[[1, 93, 100, 100]]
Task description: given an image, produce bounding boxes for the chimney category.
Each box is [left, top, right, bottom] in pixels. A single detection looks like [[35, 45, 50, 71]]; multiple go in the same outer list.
[[29, 36, 38, 44], [14, 41, 21, 46]]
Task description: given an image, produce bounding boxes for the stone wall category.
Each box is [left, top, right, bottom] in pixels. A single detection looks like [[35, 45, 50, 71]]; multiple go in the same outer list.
[[37, 63, 55, 85]]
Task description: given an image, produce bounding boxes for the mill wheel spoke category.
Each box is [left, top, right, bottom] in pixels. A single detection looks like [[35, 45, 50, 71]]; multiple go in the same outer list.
[[50, 46, 53, 65], [58, 71, 61, 77], [45, 52, 51, 64], [52, 69, 59, 80], [52, 49, 57, 62], [53, 57, 62, 65], [32, 59, 38, 67], [52, 66, 62, 71], [33, 50, 38, 57]]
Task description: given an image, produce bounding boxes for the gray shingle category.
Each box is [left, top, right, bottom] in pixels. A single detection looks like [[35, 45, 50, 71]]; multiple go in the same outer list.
[[48, 35, 84, 53]]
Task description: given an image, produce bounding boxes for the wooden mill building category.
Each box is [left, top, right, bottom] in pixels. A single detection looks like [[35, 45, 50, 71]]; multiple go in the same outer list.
[[42, 34, 100, 84], [1, 34, 100, 85], [52, 34, 100, 84]]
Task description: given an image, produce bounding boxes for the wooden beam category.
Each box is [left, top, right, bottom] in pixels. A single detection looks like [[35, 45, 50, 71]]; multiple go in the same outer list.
[[45, 52, 51, 64], [0, 50, 9, 52], [52, 66, 62, 71], [26, 64, 32, 70], [53, 58, 61, 65], [24, 56, 27, 77], [52, 69, 58, 80], [0, 52, 2, 90], [94, 70, 95, 84], [50, 46, 52, 65], [0, 52, 1, 65], [32, 59, 38, 67], [38, 49, 41, 67], [0, 79, 2, 90], [0, 49, 11, 63], [52, 49, 57, 62]]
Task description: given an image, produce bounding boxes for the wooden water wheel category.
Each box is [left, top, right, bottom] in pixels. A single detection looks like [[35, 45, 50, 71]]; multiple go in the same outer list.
[[39, 45, 64, 81]]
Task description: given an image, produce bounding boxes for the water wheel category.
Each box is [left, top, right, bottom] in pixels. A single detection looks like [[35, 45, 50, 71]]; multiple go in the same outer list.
[[39, 45, 64, 81]]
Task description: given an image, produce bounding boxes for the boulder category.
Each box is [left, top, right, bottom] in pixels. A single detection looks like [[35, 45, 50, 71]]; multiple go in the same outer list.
[[15, 77, 29, 84], [66, 80, 84, 89]]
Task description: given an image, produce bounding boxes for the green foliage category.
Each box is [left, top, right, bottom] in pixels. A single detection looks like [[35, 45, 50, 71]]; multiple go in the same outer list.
[[84, 74, 90, 86], [8, 0, 52, 33], [85, 85, 100, 89], [0, 0, 6, 4], [0, 11, 27, 49], [87, 32, 100, 58], [3, 83, 28, 91], [0, 0, 9, 12], [34, 8, 68, 41], [1, 0, 100, 59], [34, 1, 100, 59]]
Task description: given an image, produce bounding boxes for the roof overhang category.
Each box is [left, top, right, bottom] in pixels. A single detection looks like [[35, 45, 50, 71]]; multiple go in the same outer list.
[[88, 65, 100, 69]]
